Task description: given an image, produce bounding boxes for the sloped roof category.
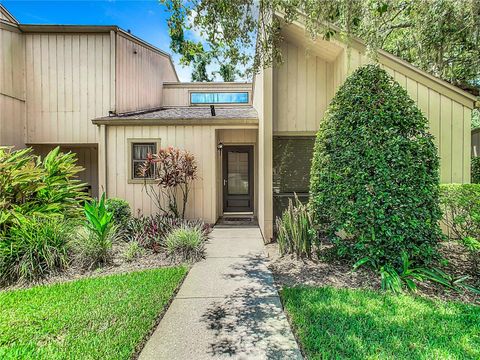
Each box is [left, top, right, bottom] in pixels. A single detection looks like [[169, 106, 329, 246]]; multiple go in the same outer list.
[[93, 106, 259, 126], [0, 4, 19, 24]]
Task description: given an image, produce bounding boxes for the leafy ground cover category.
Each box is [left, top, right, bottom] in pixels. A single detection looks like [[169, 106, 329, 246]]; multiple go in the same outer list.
[[0, 267, 187, 359], [282, 286, 480, 360]]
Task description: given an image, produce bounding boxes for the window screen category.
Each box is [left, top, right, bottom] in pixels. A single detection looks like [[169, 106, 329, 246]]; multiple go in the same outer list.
[[131, 143, 156, 179], [273, 136, 316, 223], [190, 92, 249, 104]]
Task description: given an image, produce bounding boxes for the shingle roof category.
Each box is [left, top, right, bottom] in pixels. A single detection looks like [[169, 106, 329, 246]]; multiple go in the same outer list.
[[92, 106, 259, 126]]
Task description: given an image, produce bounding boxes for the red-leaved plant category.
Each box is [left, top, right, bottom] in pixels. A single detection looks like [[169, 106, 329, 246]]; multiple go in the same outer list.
[[140, 146, 197, 218]]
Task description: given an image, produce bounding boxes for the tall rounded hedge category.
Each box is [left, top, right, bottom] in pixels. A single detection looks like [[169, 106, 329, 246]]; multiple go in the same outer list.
[[309, 64, 442, 267]]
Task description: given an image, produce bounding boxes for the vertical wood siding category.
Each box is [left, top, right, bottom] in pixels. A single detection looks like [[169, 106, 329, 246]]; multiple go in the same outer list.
[[333, 46, 472, 183], [106, 125, 218, 223], [0, 26, 25, 147], [24, 33, 112, 144], [273, 39, 334, 133], [273, 29, 472, 183], [115, 33, 177, 114], [0, 95, 25, 147]]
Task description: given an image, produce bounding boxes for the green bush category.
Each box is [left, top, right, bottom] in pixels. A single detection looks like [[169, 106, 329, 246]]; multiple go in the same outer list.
[[0, 216, 71, 283], [440, 184, 480, 241], [309, 64, 442, 268], [165, 225, 206, 262], [0, 146, 88, 232], [127, 215, 210, 252], [105, 197, 131, 228], [471, 157, 480, 184], [276, 195, 317, 259], [71, 193, 117, 269]]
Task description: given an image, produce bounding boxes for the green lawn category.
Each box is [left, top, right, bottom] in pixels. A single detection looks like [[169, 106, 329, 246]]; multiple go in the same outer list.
[[282, 287, 480, 360], [0, 267, 187, 360]]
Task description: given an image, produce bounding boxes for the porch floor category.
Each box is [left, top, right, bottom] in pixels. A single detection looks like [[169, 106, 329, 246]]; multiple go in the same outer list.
[[138, 227, 302, 359]]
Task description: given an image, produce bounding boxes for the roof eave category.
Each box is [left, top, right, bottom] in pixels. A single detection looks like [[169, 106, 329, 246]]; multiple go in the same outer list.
[[92, 118, 259, 126], [275, 10, 478, 108]]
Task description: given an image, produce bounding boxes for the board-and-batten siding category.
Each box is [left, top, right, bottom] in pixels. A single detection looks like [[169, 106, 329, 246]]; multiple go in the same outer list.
[[106, 125, 217, 223], [25, 33, 113, 144], [274, 34, 472, 184], [115, 34, 177, 114], [273, 40, 335, 133], [0, 25, 25, 148]]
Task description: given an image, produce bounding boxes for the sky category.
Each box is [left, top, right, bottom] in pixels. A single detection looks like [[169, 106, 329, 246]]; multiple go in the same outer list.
[[1, 0, 200, 81]]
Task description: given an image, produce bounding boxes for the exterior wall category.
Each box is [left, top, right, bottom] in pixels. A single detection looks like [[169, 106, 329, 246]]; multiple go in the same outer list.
[[105, 125, 217, 222], [25, 32, 113, 144], [31, 144, 99, 198], [163, 82, 253, 107], [273, 39, 335, 133], [0, 23, 25, 148], [216, 129, 258, 218], [274, 25, 473, 184], [115, 33, 178, 114]]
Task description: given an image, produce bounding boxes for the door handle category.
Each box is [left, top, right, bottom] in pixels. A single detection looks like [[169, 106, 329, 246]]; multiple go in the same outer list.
[[223, 179, 228, 186]]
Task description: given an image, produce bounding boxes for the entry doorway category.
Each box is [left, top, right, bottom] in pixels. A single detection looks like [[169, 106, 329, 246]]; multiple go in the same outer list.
[[222, 145, 254, 213]]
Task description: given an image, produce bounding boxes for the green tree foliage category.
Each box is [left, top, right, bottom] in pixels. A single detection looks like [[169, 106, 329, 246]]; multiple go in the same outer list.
[[309, 65, 442, 267], [160, 0, 480, 96]]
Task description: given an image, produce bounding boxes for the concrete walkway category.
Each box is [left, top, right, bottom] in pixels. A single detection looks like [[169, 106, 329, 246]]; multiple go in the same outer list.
[[139, 227, 303, 360]]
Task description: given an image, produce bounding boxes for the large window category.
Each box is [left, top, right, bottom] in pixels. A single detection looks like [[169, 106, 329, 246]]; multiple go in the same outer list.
[[273, 136, 316, 222], [190, 92, 249, 104], [131, 142, 157, 180]]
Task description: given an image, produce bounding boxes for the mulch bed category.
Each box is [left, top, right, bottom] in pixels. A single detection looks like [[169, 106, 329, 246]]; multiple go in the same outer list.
[[267, 242, 479, 305]]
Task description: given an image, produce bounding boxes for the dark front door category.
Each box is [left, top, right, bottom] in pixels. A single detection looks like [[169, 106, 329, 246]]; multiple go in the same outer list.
[[223, 146, 254, 212]]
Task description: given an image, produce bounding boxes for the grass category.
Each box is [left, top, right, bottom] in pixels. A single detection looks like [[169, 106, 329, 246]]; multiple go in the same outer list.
[[0, 267, 187, 360], [281, 287, 480, 360]]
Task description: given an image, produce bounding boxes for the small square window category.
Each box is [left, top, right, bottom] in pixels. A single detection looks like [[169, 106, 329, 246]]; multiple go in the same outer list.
[[131, 142, 156, 179]]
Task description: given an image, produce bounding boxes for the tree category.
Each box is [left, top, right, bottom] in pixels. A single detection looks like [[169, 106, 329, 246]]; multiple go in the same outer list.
[[309, 65, 442, 267], [160, 0, 480, 95]]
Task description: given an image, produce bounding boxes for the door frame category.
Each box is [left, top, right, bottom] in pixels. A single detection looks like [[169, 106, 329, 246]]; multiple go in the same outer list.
[[222, 145, 254, 213]]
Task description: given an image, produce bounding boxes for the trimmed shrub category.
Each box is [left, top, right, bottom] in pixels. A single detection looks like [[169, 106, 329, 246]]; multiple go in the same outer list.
[[105, 197, 131, 228], [0, 216, 71, 283], [310, 64, 442, 267], [276, 195, 317, 259], [165, 225, 206, 262], [471, 157, 480, 184]]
